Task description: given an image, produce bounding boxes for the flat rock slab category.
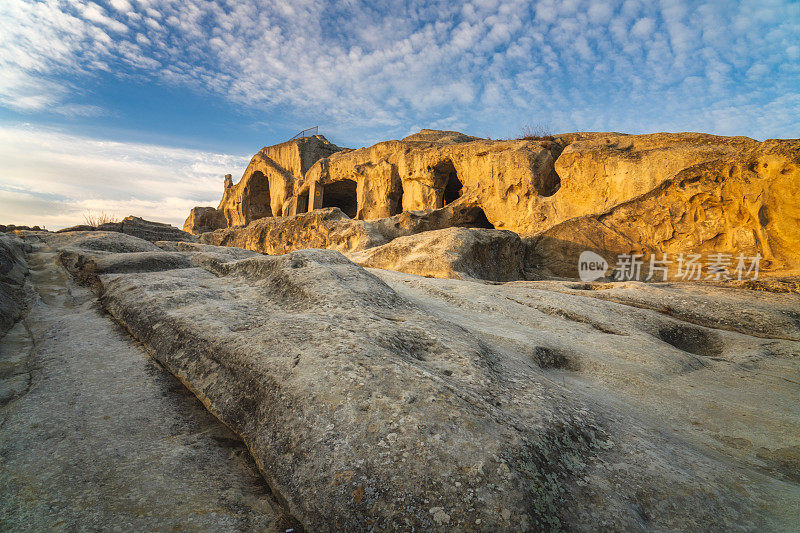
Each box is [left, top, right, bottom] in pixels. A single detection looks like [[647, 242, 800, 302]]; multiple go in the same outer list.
[[43, 231, 800, 531], [0, 244, 284, 531]]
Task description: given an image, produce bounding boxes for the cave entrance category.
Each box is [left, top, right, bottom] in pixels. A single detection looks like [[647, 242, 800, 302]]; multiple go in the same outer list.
[[391, 182, 404, 215], [297, 192, 309, 214], [433, 160, 462, 206], [322, 179, 358, 218], [464, 206, 494, 229], [243, 171, 272, 222]]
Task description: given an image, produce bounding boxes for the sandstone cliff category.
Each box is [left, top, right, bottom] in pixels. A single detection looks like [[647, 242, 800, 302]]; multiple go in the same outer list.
[[188, 129, 800, 279], [217, 135, 344, 226]]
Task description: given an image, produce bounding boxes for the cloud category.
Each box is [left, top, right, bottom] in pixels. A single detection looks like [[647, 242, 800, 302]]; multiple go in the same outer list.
[[0, 0, 797, 139], [0, 125, 249, 229]]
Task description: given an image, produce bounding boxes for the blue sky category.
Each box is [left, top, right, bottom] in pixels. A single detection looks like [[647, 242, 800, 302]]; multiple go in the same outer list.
[[1, 0, 798, 229]]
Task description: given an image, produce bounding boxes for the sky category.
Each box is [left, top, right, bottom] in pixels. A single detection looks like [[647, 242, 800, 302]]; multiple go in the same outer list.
[[1, 0, 798, 229]]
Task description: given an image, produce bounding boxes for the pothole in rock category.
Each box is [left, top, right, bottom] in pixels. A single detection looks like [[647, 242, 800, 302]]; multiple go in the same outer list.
[[657, 323, 724, 357], [532, 346, 580, 370]]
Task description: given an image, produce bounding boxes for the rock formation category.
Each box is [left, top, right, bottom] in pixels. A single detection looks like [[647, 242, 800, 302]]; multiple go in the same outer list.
[[217, 135, 344, 226], [59, 215, 195, 243], [186, 129, 800, 279], [2, 229, 797, 530], [0, 233, 29, 337], [183, 206, 227, 234], [347, 227, 527, 281]]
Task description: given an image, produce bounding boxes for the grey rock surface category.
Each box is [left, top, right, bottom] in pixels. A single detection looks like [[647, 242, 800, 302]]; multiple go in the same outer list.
[[0, 237, 288, 531], [40, 230, 800, 531], [55, 216, 196, 243], [0, 233, 29, 337], [347, 227, 526, 281]]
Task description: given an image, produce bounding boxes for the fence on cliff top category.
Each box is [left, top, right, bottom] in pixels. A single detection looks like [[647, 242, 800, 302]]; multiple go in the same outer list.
[[289, 126, 319, 141]]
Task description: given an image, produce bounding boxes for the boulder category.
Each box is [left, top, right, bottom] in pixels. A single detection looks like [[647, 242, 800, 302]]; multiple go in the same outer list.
[[348, 227, 526, 281], [182, 206, 227, 235]]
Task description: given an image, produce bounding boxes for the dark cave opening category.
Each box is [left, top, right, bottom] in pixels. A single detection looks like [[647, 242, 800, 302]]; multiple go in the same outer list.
[[457, 206, 495, 229], [297, 192, 309, 214], [244, 171, 272, 221], [322, 179, 358, 218], [433, 160, 462, 206]]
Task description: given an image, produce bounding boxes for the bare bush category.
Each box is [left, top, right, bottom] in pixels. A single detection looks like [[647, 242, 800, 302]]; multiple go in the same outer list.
[[83, 212, 119, 227], [518, 123, 554, 141]]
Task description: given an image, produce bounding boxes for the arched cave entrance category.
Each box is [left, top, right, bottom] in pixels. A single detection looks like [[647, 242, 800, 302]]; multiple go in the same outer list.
[[243, 171, 272, 222], [322, 179, 358, 218], [433, 160, 462, 206]]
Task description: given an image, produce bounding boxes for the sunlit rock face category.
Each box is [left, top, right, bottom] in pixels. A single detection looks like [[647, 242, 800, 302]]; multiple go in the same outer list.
[[186, 129, 800, 279]]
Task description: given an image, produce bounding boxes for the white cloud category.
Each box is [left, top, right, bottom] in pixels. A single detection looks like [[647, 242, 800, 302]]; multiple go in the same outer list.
[[0, 0, 797, 139], [0, 125, 249, 229]]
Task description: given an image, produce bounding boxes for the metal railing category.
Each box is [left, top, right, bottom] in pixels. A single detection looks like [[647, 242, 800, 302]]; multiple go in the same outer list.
[[289, 126, 319, 141]]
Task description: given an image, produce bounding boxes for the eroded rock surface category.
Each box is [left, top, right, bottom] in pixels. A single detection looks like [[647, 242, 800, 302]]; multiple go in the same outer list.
[[348, 227, 526, 281], [0, 233, 29, 337], [184, 206, 227, 234], [217, 135, 344, 225], [31, 230, 799, 531], [531, 138, 800, 278], [200, 206, 497, 256], [0, 235, 286, 531], [57, 216, 195, 243], [187, 130, 800, 278]]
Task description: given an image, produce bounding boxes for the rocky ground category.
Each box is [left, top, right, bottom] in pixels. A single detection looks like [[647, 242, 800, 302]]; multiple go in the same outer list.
[[1, 228, 797, 531], [0, 233, 292, 531]]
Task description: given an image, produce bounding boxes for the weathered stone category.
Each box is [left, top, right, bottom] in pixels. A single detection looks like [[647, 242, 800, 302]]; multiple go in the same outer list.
[[0, 225, 44, 232], [348, 227, 526, 281], [0, 233, 29, 338], [217, 135, 344, 225], [200, 205, 497, 256], [196, 130, 800, 278], [0, 240, 286, 530], [43, 230, 799, 531], [119, 216, 195, 242], [297, 136, 559, 225], [54, 217, 195, 243], [200, 207, 388, 254], [529, 138, 800, 278], [182, 206, 227, 235]]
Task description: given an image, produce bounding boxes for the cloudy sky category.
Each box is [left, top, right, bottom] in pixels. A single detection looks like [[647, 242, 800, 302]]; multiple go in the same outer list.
[[1, 0, 798, 229]]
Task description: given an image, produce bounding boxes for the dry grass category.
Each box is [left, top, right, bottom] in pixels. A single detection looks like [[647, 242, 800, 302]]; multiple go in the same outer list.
[[517, 123, 554, 141], [83, 212, 120, 227]]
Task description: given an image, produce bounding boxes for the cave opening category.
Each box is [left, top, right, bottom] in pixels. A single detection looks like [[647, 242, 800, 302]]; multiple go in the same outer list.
[[322, 179, 358, 218], [391, 182, 404, 215], [243, 171, 272, 222], [297, 192, 309, 214], [456, 206, 495, 229], [433, 160, 462, 205]]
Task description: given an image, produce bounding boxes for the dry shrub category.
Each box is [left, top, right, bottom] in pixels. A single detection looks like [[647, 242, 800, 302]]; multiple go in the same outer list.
[[518, 123, 554, 141], [83, 212, 120, 227]]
